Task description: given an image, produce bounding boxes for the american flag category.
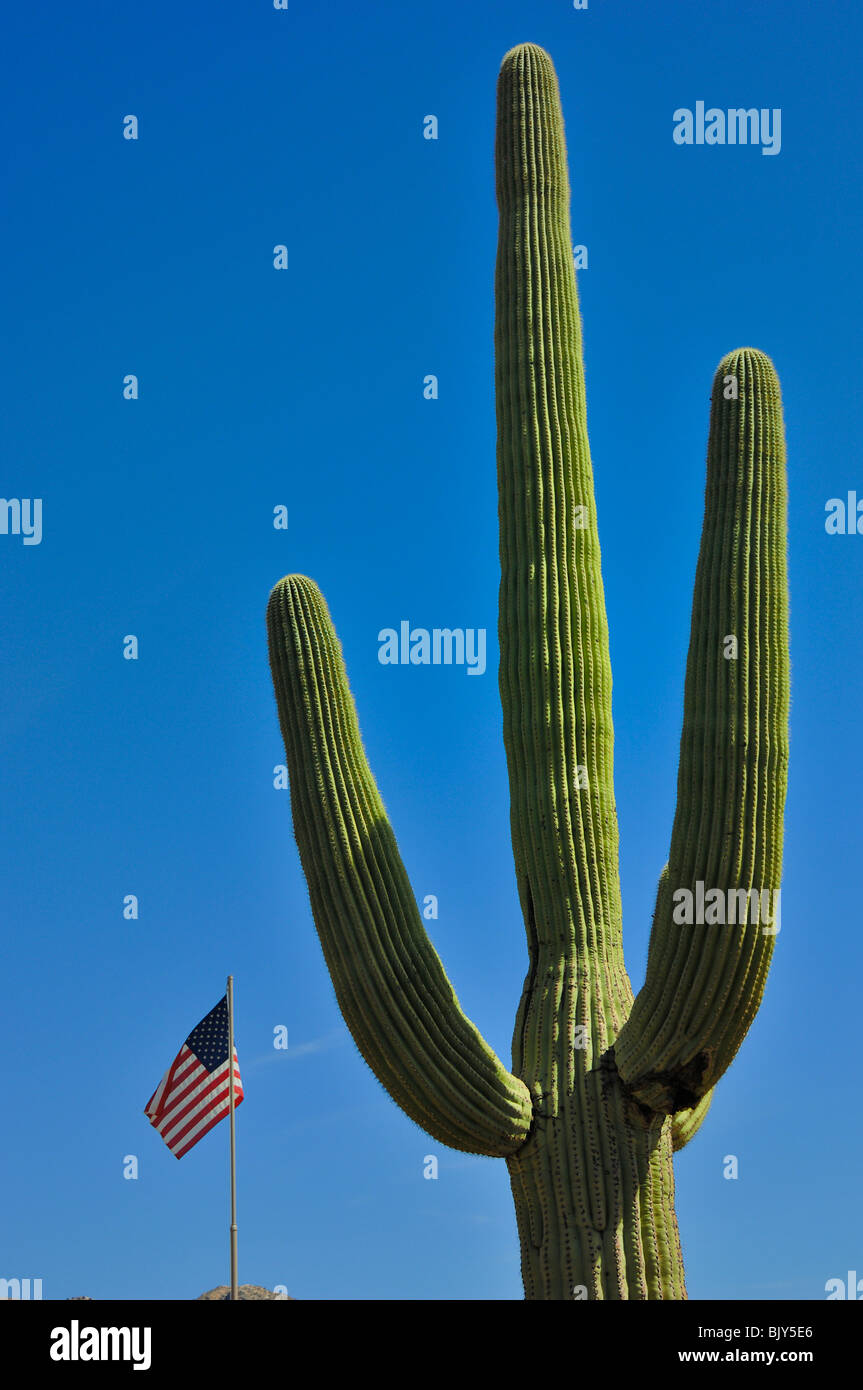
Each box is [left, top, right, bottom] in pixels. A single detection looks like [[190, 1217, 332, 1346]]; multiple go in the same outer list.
[[145, 996, 243, 1159]]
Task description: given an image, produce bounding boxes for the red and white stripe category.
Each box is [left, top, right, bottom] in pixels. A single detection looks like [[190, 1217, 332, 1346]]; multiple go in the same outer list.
[[145, 1044, 243, 1159]]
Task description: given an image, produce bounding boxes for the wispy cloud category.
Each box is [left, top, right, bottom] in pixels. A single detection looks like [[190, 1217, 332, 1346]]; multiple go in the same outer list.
[[283, 1029, 347, 1061], [243, 1029, 347, 1071]]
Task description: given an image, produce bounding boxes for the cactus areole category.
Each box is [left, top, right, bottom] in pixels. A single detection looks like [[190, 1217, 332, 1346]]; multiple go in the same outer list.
[[266, 43, 790, 1299]]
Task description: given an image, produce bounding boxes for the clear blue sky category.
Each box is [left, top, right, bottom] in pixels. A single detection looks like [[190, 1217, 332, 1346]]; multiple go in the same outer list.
[[2, 0, 861, 1300]]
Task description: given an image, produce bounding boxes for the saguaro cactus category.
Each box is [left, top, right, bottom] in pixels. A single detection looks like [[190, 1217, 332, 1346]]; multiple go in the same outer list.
[[266, 42, 790, 1299]]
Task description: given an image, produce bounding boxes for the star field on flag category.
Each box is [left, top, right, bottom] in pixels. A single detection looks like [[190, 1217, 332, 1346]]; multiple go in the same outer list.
[[144, 996, 243, 1159]]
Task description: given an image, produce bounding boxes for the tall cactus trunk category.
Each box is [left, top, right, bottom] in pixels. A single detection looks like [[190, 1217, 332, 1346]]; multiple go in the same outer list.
[[495, 43, 685, 1300], [506, 1074, 685, 1298], [265, 41, 789, 1301]]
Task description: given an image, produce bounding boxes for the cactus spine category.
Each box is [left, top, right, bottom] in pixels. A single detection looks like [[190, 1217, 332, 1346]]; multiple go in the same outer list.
[[266, 42, 789, 1299]]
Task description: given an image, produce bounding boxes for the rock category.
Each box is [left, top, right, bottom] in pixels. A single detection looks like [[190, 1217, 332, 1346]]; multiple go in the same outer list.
[[197, 1285, 292, 1300]]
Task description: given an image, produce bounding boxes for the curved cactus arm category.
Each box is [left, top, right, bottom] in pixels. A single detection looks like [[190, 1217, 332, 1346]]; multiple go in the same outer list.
[[671, 1090, 714, 1152], [614, 350, 790, 1113], [266, 575, 533, 1157]]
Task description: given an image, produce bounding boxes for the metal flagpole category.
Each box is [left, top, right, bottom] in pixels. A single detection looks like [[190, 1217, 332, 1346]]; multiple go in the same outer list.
[[227, 974, 239, 1301]]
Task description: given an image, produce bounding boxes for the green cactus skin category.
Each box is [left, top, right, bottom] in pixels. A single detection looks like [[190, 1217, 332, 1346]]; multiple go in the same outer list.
[[266, 42, 789, 1299], [266, 573, 532, 1158]]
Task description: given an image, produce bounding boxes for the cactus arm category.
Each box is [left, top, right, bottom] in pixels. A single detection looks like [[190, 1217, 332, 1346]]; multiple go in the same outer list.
[[671, 1090, 713, 1152], [614, 351, 790, 1113], [266, 575, 533, 1157]]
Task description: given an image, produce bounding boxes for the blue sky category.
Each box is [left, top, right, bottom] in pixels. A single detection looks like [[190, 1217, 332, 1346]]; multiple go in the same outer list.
[[2, 0, 861, 1300]]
